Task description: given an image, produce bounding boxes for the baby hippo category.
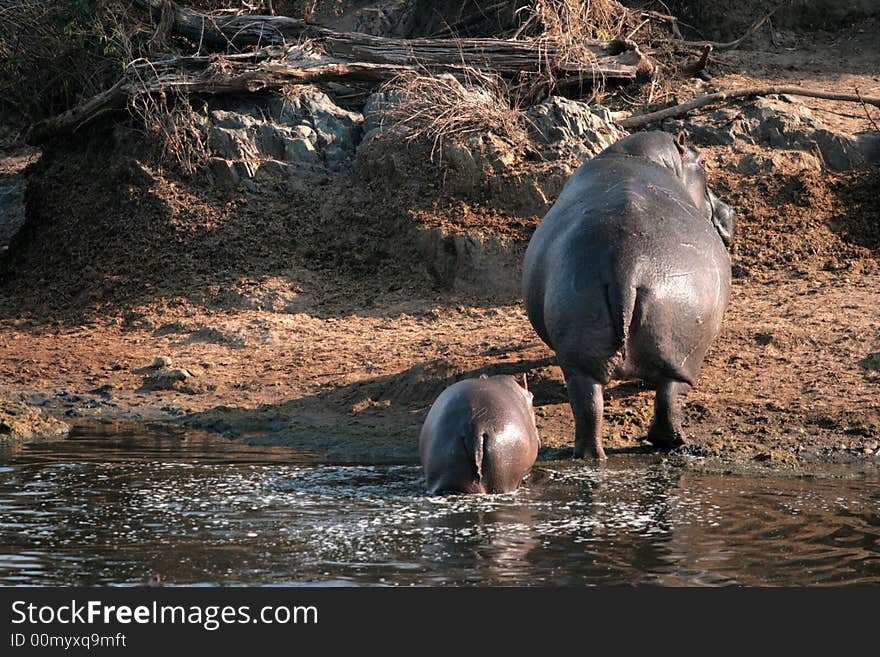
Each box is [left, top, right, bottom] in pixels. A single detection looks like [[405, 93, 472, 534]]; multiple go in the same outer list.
[[419, 374, 540, 495]]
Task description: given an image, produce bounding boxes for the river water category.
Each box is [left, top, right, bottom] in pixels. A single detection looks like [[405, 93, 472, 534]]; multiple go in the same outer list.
[[1, 428, 878, 586]]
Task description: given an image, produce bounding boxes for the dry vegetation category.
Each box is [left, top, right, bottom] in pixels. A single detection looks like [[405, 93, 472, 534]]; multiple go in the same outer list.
[[1, 1, 678, 158], [0, 1, 214, 168], [377, 69, 528, 156], [523, 0, 632, 42], [0, 1, 149, 130]]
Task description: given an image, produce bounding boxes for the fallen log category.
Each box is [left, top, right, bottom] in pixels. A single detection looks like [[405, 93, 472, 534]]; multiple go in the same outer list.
[[28, 1, 656, 144], [132, 0, 653, 79], [26, 46, 417, 144], [618, 85, 880, 129]]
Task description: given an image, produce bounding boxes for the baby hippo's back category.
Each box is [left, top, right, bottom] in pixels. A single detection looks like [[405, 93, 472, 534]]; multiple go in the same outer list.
[[419, 374, 539, 494]]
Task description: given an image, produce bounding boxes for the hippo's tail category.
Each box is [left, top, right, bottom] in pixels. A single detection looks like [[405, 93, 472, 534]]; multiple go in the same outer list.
[[605, 277, 640, 372], [461, 431, 487, 485]]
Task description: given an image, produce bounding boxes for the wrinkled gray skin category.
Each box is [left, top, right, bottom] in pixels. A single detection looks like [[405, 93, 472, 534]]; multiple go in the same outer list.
[[420, 374, 540, 494], [522, 131, 736, 460]]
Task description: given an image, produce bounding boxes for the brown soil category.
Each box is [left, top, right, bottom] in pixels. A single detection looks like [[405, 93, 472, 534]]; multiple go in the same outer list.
[[0, 9, 878, 470]]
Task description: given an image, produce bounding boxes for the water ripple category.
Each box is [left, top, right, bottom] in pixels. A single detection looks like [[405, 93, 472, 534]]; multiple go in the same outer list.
[[0, 438, 878, 586]]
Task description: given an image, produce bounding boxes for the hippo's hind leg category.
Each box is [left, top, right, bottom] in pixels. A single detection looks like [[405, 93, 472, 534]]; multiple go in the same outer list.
[[563, 368, 607, 460], [646, 379, 690, 449]]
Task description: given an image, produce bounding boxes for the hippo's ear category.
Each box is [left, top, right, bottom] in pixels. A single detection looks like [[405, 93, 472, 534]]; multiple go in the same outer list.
[[709, 189, 736, 248], [479, 373, 489, 379], [515, 373, 528, 391], [675, 131, 687, 157]]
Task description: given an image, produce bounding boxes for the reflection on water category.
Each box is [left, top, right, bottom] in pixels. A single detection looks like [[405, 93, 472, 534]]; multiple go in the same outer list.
[[0, 430, 878, 586]]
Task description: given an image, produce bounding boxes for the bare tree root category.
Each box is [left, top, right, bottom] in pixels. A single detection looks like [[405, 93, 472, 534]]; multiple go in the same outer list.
[[681, 8, 779, 51], [618, 85, 880, 129]]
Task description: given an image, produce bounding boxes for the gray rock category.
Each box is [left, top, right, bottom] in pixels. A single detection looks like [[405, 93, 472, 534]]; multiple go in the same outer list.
[[209, 110, 257, 130], [208, 126, 261, 162], [255, 159, 292, 179], [204, 91, 364, 177], [256, 124, 290, 160], [361, 90, 411, 138], [525, 96, 627, 160], [209, 158, 240, 189], [672, 97, 879, 171], [284, 138, 318, 163], [268, 90, 363, 168], [665, 108, 745, 146]]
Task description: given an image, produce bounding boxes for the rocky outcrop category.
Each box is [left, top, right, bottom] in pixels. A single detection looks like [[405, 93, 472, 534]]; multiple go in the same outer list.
[[525, 96, 627, 162], [0, 401, 69, 443], [202, 86, 631, 195], [206, 89, 363, 186], [668, 97, 880, 171]]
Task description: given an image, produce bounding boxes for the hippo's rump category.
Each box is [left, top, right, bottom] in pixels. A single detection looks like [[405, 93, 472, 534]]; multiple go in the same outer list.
[[419, 377, 538, 494], [523, 156, 731, 385]]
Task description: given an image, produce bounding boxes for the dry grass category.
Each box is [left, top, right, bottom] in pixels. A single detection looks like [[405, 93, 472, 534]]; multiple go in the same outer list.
[[129, 85, 211, 174], [378, 68, 528, 159], [0, 1, 135, 130], [523, 0, 632, 42], [0, 1, 211, 170], [506, 1, 640, 105]]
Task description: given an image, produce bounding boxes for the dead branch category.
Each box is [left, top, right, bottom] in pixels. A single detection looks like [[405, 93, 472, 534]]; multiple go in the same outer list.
[[28, 1, 657, 144], [25, 48, 416, 144], [131, 0, 650, 78], [855, 87, 880, 133], [618, 85, 880, 129], [682, 8, 778, 51], [639, 10, 683, 40], [679, 44, 713, 78]]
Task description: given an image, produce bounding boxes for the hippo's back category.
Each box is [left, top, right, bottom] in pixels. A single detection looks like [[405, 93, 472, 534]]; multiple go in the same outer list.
[[419, 377, 538, 494], [522, 155, 731, 385]]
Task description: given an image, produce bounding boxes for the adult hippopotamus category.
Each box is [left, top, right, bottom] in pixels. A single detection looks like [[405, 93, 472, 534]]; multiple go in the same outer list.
[[419, 374, 540, 494], [522, 131, 736, 460]]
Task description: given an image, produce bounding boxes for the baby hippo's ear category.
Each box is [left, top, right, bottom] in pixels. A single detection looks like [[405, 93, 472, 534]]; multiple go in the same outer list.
[[515, 373, 529, 391]]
